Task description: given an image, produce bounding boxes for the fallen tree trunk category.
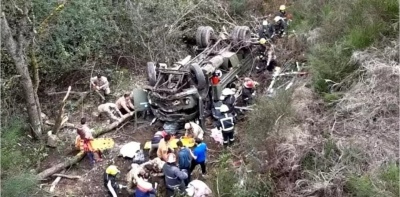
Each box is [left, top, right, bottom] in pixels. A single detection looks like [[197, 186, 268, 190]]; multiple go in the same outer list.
[[36, 112, 133, 179], [52, 174, 81, 179], [49, 169, 66, 193]]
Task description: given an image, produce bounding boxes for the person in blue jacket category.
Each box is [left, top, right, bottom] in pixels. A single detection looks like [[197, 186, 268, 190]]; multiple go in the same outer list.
[[189, 138, 208, 178]]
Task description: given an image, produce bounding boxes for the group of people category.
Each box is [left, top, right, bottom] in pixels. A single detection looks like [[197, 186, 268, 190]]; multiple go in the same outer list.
[[255, 5, 290, 74], [104, 134, 211, 197], [258, 5, 291, 40]]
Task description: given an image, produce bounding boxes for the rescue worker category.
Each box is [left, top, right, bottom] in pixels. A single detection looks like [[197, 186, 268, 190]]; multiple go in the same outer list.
[[274, 5, 288, 36], [216, 104, 236, 147], [184, 121, 204, 140], [186, 180, 213, 197], [212, 100, 223, 118], [76, 118, 102, 165], [134, 173, 157, 197], [256, 39, 278, 73], [210, 70, 222, 86], [177, 140, 192, 186], [258, 20, 274, 40], [91, 73, 110, 96], [242, 78, 259, 105], [162, 153, 189, 197], [104, 165, 122, 197], [157, 134, 173, 161], [98, 102, 123, 123], [116, 93, 135, 115], [149, 130, 168, 158], [220, 88, 236, 115]]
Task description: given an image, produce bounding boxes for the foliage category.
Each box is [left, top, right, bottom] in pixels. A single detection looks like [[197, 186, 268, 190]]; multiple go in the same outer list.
[[290, 0, 399, 94], [209, 153, 275, 197], [1, 173, 39, 197], [345, 164, 399, 197], [245, 90, 293, 148], [0, 119, 50, 196]]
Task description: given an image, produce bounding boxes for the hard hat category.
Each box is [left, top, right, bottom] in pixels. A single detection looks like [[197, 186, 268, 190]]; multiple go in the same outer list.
[[166, 153, 176, 163], [262, 20, 268, 26], [215, 69, 222, 77], [244, 77, 252, 82], [106, 165, 120, 176], [230, 88, 236, 93], [259, 38, 267, 45], [219, 95, 226, 101], [184, 123, 191, 130], [220, 104, 229, 113], [279, 5, 286, 11], [221, 88, 234, 96], [244, 81, 255, 89]]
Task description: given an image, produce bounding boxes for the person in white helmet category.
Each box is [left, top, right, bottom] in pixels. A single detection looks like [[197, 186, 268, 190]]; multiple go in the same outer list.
[[258, 20, 274, 40], [220, 88, 236, 115], [215, 104, 236, 147], [185, 179, 212, 197], [162, 153, 188, 197], [184, 121, 204, 140]]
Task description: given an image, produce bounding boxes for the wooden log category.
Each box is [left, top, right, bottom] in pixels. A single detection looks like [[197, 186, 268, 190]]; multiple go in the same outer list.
[[52, 86, 71, 134], [36, 112, 133, 180], [52, 174, 81, 179], [49, 169, 66, 193]]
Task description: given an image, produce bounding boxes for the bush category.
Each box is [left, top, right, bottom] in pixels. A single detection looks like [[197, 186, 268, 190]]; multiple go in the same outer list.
[[1, 173, 39, 197], [291, 0, 399, 94], [379, 163, 400, 196], [245, 91, 293, 148]]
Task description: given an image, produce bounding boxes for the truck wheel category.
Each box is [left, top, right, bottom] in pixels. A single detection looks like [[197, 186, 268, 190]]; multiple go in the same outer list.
[[238, 26, 251, 47], [230, 26, 242, 46], [196, 26, 205, 48], [201, 26, 214, 48], [190, 64, 207, 90], [147, 62, 157, 86]]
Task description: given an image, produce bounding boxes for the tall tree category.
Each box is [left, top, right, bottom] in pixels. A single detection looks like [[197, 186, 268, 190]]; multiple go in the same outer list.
[[1, 5, 43, 138]]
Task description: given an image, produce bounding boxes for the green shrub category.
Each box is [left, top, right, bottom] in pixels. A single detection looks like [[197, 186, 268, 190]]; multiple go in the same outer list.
[[379, 163, 400, 196], [1, 173, 38, 197], [245, 91, 293, 147], [346, 175, 379, 197]]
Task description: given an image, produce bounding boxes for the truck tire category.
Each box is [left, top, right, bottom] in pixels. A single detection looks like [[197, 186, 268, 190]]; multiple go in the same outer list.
[[230, 26, 242, 46], [238, 26, 251, 47], [201, 26, 214, 48], [190, 64, 206, 90], [196, 26, 205, 47], [147, 62, 157, 86]]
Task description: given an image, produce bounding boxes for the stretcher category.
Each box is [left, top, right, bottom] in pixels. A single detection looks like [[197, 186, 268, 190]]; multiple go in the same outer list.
[[143, 137, 195, 150], [75, 136, 115, 151]]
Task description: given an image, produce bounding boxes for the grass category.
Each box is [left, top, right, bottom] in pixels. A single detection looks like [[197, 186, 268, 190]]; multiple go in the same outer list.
[[290, 0, 399, 94], [1, 118, 48, 196], [209, 153, 275, 197]]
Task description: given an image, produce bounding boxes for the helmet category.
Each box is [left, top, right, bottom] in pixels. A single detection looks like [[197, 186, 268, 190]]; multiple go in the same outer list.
[[166, 153, 176, 163], [259, 38, 267, 45], [222, 88, 234, 96], [106, 165, 120, 175], [262, 20, 268, 26], [220, 104, 229, 113], [219, 95, 226, 101], [279, 5, 286, 11], [230, 88, 236, 93], [215, 69, 222, 77], [184, 123, 191, 130], [244, 81, 255, 89]]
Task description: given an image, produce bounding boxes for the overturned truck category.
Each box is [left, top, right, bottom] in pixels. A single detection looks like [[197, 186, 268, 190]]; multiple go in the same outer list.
[[144, 26, 258, 130]]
